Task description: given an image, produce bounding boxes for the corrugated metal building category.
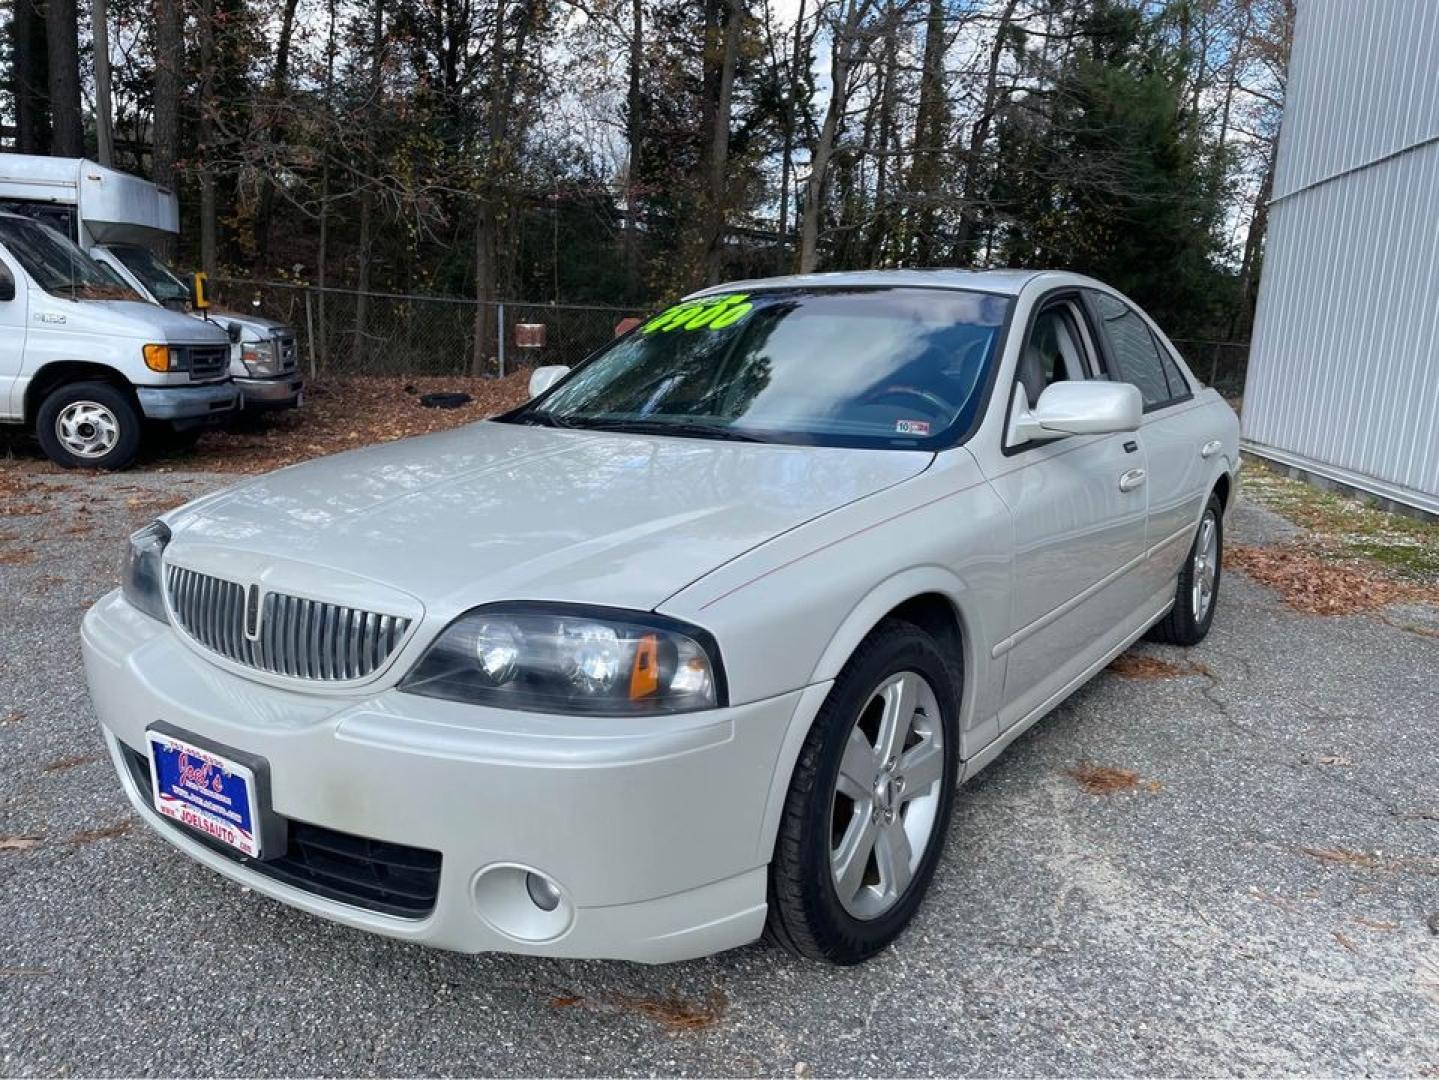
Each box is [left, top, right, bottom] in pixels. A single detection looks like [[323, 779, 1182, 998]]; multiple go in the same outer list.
[[1242, 0, 1439, 517]]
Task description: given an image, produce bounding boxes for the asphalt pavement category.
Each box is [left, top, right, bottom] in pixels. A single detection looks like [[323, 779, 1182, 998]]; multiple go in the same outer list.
[[1, 469, 1437, 1076]]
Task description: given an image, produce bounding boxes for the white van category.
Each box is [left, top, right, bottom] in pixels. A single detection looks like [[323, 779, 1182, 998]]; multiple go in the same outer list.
[[0, 211, 238, 469], [0, 156, 303, 412]]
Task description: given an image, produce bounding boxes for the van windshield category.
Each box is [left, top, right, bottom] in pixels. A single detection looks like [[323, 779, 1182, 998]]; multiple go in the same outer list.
[[505, 287, 1011, 449], [107, 243, 192, 305], [0, 216, 140, 301]]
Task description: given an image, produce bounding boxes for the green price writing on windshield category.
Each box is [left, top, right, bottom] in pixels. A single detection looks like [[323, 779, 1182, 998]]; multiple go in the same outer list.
[[641, 293, 754, 334]]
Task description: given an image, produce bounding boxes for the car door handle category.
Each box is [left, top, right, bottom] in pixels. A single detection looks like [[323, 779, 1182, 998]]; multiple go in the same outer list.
[[1119, 468, 1147, 492], [1200, 440, 1223, 459]]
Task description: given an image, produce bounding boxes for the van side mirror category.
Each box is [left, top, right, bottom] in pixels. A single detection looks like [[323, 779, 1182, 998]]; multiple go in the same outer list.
[[0, 266, 14, 303], [1008, 381, 1142, 445], [528, 365, 570, 398]]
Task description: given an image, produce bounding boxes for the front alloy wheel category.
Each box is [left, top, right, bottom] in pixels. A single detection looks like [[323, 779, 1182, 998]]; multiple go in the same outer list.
[[767, 619, 960, 964], [830, 672, 946, 920]]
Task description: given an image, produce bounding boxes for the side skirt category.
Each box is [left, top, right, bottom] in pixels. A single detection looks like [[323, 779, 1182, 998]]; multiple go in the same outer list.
[[958, 592, 1175, 785]]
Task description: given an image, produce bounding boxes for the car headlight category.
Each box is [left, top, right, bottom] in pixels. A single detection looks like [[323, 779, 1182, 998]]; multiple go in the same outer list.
[[400, 604, 724, 715], [122, 520, 171, 623], [241, 340, 279, 375]]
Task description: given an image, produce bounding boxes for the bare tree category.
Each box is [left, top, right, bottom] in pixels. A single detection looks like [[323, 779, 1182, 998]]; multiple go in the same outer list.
[[13, 0, 52, 153], [45, 0, 84, 156]]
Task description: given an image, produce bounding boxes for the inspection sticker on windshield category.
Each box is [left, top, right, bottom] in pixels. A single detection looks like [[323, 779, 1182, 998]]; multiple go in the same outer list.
[[895, 420, 931, 436]]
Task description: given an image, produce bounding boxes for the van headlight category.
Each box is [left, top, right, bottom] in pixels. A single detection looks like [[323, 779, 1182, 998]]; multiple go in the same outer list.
[[240, 340, 279, 375], [122, 521, 170, 623], [400, 604, 724, 715]]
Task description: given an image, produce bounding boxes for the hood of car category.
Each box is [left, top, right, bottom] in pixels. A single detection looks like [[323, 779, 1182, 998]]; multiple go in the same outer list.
[[165, 420, 932, 616]]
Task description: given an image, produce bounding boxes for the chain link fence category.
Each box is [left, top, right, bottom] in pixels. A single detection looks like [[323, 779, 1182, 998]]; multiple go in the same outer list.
[[209, 279, 642, 378], [209, 279, 1250, 397], [1171, 339, 1250, 397]]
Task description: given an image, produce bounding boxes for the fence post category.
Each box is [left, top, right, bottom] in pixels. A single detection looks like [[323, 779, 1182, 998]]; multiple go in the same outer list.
[[497, 302, 507, 378], [305, 289, 318, 379], [1209, 343, 1220, 387]]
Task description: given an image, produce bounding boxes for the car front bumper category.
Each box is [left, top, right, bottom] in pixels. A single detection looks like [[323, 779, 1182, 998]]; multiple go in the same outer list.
[[81, 590, 812, 963], [235, 375, 304, 410], [136, 381, 241, 424]]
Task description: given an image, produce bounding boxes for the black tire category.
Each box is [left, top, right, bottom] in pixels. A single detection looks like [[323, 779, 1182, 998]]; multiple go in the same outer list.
[[35, 381, 143, 470], [1148, 492, 1224, 646], [766, 619, 961, 964]]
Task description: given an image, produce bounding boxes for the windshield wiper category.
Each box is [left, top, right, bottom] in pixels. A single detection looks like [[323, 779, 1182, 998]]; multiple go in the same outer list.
[[569, 418, 766, 443]]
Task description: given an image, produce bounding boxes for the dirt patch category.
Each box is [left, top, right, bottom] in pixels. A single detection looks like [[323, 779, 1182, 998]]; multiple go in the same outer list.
[[43, 754, 100, 774], [1106, 652, 1209, 679], [1066, 763, 1162, 795], [0, 549, 37, 565], [1297, 846, 1381, 868], [549, 990, 728, 1031], [1227, 544, 1439, 615], [67, 822, 133, 846]]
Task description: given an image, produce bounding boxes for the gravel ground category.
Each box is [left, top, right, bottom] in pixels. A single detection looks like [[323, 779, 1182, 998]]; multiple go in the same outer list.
[[2, 468, 1437, 1077]]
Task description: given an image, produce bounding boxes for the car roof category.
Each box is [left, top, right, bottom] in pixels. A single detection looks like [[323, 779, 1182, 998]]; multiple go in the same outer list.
[[686, 267, 1076, 300]]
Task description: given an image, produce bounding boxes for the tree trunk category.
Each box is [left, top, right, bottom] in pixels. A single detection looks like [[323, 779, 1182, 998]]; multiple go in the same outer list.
[[907, 0, 947, 265], [315, 0, 337, 371], [797, 47, 844, 274], [865, 9, 898, 265], [623, 0, 643, 298], [13, 0, 51, 154], [353, 0, 384, 368], [255, 0, 302, 267], [197, 0, 217, 276], [774, 0, 805, 270], [473, 0, 535, 374], [152, 0, 180, 183], [92, 0, 115, 164], [953, 0, 1019, 259], [45, 0, 83, 156], [1229, 142, 1276, 341], [702, 0, 742, 283]]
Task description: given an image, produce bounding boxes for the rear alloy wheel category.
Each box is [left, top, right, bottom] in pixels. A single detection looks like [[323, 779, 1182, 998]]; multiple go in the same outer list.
[[1148, 492, 1224, 646], [767, 619, 960, 964], [36, 381, 142, 470]]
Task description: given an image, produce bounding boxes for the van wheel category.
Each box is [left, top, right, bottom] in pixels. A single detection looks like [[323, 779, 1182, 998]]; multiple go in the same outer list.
[[766, 619, 960, 964], [36, 382, 142, 470]]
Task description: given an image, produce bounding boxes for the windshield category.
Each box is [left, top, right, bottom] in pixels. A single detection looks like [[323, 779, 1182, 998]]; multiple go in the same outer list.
[[0, 217, 140, 301], [107, 243, 192, 304], [510, 287, 1010, 449]]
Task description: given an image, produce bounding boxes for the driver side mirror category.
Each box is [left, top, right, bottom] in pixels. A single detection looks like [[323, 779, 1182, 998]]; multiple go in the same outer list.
[[528, 365, 570, 398], [1008, 381, 1142, 445], [0, 265, 14, 303]]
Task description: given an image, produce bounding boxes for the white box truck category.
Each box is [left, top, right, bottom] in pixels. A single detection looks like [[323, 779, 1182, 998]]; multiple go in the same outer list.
[[0, 155, 303, 412], [0, 209, 239, 468]]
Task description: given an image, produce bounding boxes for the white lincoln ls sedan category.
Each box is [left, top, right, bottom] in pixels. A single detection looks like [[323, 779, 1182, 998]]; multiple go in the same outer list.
[[83, 270, 1239, 965]]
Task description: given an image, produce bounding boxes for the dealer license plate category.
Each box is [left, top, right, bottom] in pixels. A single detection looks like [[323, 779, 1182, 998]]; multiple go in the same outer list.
[[147, 729, 262, 858]]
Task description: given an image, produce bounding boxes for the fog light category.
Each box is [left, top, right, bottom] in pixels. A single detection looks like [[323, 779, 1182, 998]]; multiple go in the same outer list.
[[525, 871, 561, 912]]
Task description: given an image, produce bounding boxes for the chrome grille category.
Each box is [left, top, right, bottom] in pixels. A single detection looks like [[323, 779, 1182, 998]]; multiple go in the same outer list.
[[276, 334, 298, 373], [187, 344, 230, 380], [166, 566, 411, 681]]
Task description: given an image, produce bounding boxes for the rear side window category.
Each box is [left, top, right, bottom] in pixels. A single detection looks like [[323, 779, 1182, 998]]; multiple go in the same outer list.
[[1089, 292, 1188, 409]]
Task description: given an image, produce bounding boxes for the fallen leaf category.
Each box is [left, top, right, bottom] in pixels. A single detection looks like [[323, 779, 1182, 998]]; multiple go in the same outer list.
[[0, 836, 42, 852], [1107, 652, 1209, 679], [1066, 763, 1161, 795], [1227, 544, 1439, 615]]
